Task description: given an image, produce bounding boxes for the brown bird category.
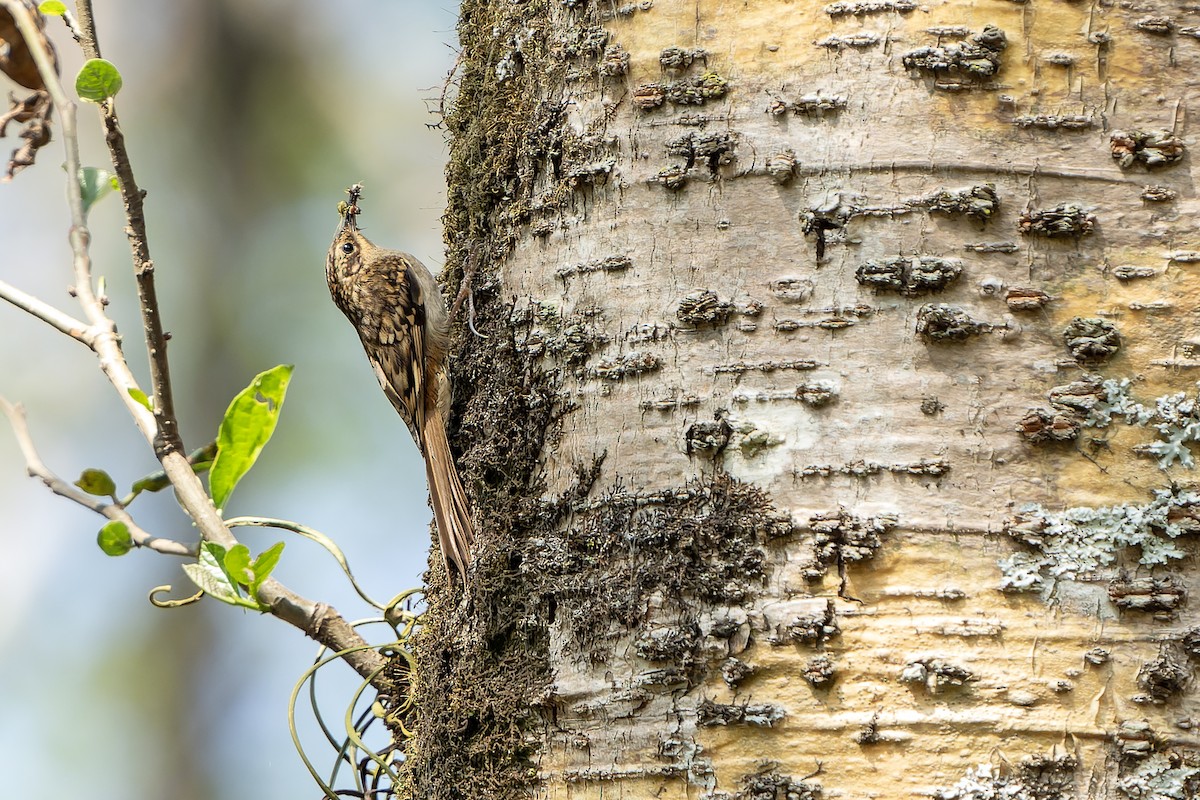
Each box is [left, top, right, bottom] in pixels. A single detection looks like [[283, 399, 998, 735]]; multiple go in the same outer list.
[[325, 186, 475, 580]]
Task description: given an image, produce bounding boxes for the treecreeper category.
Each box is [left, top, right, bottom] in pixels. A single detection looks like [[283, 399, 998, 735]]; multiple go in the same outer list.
[[324, 184, 475, 581]]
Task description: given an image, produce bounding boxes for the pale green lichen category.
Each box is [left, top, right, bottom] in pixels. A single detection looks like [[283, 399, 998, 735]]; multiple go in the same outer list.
[[1087, 377, 1151, 426], [1117, 753, 1200, 799], [999, 488, 1200, 592], [734, 423, 784, 459], [1088, 380, 1200, 469], [932, 756, 1076, 800]]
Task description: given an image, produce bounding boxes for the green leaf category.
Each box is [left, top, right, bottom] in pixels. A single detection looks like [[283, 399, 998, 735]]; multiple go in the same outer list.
[[79, 167, 118, 215], [127, 386, 153, 412], [75, 468, 116, 497], [75, 58, 123, 102], [64, 165, 119, 217], [248, 541, 285, 595], [39, 1, 66, 15], [128, 474, 162, 496], [209, 365, 294, 510], [182, 542, 260, 609], [223, 543, 253, 585], [96, 520, 133, 556]]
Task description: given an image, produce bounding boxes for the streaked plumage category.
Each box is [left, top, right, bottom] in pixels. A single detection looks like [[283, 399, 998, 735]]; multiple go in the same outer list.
[[325, 208, 475, 580]]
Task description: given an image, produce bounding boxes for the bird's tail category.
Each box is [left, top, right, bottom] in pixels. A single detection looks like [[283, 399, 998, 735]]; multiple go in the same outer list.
[[422, 414, 475, 580]]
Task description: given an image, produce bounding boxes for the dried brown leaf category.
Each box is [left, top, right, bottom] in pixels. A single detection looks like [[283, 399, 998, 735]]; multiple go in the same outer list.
[[0, 1, 58, 91]]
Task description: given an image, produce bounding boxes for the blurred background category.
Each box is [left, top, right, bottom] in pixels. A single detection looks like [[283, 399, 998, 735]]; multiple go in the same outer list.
[[0, 1, 459, 796]]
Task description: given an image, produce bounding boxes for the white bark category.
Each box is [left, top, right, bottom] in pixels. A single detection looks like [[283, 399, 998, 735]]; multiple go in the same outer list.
[[424, 1, 1200, 798]]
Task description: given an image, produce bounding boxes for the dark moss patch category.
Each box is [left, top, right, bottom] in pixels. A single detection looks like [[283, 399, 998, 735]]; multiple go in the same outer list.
[[539, 473, 785, 666], [398, 295, 565, 799], [437, 2, 612, 286], [396, 0, 586, 796]]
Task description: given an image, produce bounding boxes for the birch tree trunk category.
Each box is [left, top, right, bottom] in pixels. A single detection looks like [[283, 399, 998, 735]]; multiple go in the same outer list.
[[404, 1, 1200, 798]]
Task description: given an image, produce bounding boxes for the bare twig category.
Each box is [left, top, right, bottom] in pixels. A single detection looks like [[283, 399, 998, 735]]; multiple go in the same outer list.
[[0, 277, 90, 342], [424, 47, 464, 131], [74, 0, 181, 457], [70, 1, 95, 55], [57, 8, 83, 43], [0, 397, 192, 556]]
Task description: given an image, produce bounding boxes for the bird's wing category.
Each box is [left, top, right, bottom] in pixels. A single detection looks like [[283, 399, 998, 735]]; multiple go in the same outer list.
[[366, 258, 428, 447]]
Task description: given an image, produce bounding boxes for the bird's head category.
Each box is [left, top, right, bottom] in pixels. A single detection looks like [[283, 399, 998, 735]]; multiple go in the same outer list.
[[326, 183, 375, 285]]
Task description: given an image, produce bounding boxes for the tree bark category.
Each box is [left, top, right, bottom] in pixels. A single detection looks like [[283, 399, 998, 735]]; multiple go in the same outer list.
[[405, 1, 1200, 798]]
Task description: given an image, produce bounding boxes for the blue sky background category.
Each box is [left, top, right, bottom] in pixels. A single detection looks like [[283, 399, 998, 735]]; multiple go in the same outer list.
[[0, 1, 460, 796]]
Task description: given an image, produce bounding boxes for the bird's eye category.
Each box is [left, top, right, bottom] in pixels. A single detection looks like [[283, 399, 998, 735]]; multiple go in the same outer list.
[[341, 242, 354, 254]]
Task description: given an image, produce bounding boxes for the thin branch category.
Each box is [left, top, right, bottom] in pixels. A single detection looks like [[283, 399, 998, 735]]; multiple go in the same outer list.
[[74, 0, 181, 457], [58, 8, 83, 43], [0, 278, 92, 342], [0, 397, 193, 556], [68, 0, 95, 55]]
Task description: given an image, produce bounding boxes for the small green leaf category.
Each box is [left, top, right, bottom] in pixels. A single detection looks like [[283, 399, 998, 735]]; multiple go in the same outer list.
[[181, 562, 239, 604], [209, 365, 294, 510], [75, 58, 123, 102], [75, 468, 116, 497], [248, 541, 285, 595], [223, 544, 253, 586], [96, 520, 133, 556], [182, 542, 261, 609], [78, 167, 118, 215], [127, 387, 153, 412], [128, 475, 163, 496], [38, 1, 66, 15]]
